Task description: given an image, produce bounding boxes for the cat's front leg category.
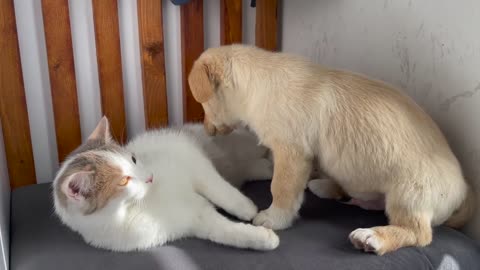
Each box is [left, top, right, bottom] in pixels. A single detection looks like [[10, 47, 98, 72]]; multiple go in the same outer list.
[[193, 206, 279, 250], [194, 160, 258, 221]]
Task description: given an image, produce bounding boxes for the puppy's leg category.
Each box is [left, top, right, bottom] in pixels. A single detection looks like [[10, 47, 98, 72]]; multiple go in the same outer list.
[[349, 194, 432, 255], [307, 161, 347, 200], [253, 144, 312, 230]]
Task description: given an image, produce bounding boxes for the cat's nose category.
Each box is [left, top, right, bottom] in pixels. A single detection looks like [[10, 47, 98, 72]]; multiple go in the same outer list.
[[145, 175, 153, 184]]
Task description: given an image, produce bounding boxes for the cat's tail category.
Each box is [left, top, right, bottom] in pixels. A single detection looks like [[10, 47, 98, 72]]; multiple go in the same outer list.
[[445, 187, 476, 228]]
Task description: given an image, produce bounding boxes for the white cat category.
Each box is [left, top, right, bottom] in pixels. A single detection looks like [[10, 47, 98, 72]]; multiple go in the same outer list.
[[52, 117, 278, 252]]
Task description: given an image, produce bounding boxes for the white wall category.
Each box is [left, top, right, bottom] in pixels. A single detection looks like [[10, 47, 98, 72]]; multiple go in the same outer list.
[[281, 0, 480, 240]]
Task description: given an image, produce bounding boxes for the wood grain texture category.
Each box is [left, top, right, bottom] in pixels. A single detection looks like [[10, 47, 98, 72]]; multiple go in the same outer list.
[[255, 0, 278, 51], [41, 0, 82, 161], [92, 0, 127, 142], [220, 0, 242, 45], [137, 0, 168, 129], [181, 0, 205, 122], [0, 0, 37, 188]]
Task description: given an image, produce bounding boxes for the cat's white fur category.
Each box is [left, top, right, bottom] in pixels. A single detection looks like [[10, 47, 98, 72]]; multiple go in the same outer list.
[[53, 119, 278, 252]]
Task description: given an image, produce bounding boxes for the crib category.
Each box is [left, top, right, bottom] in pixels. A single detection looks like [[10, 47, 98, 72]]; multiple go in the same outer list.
[[0, 1, 479, 269]]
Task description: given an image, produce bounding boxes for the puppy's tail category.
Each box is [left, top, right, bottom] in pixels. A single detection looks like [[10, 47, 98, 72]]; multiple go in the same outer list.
[[445, 186, 476, 229]]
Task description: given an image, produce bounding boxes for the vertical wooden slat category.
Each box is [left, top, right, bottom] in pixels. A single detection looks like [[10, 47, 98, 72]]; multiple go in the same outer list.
[[92, 0, 127, 142], [255, 0, 278, 51], [220, 0, 242, 45], [0, 0, 37, 188], [41, 0, 81, 161], [137, 0, 168, 129], [181, 0, 205, 122]]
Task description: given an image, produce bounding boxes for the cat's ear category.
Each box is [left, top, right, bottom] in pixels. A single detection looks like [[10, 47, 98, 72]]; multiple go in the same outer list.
[[61, 171, 94, 201], [88, 116, 112, 143]]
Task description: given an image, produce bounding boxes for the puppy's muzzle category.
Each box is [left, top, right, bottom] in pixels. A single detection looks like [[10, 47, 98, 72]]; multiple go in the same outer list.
[[204, 118, 233, 136]]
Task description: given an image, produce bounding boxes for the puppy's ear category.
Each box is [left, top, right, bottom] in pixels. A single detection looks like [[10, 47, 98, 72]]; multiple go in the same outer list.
[[188, 57, 222, 103]]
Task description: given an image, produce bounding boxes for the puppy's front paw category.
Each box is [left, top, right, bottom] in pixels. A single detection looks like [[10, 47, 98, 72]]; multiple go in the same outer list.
[[253, 206, 296, 230], [349, 228, 383, 255]]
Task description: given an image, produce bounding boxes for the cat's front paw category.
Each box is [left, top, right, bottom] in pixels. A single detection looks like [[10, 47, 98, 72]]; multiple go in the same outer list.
[[247, 226, 279, 251], [257, 227, 280, 250], [253, 206, 296, 230], [235, 199, 258, 221]]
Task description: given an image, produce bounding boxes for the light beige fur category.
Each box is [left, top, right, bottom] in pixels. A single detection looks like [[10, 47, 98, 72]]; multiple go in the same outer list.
[[187, 44, 475, 255]]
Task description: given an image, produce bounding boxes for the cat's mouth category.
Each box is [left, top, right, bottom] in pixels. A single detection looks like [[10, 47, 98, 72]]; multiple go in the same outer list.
[[145, 175, 153, 184]]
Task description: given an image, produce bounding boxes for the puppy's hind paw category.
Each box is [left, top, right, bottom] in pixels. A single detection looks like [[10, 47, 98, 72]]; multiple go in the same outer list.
[[307, 178, 344, 200]]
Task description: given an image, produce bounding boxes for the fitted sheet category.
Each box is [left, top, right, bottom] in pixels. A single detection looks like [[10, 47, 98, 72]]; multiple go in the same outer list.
[[10, 182, 480, 270]]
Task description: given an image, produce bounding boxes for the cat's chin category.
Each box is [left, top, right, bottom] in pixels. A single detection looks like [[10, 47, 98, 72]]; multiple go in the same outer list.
[[123, 194, 145, 204], [128, 190, 149, 203]]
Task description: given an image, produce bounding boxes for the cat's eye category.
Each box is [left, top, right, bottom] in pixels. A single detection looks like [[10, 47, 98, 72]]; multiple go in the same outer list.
[[131, 156, 136, 164], [118, 176, 131, 186]]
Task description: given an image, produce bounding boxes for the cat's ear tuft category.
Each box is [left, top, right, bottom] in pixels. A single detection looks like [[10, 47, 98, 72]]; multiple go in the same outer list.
[[61, 171, 94, 201], [88, 116, 112, 143]]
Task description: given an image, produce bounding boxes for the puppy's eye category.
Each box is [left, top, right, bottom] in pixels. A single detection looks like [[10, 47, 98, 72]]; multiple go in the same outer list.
[[118, 176, 131, 186], [131, 156, 136, 164]]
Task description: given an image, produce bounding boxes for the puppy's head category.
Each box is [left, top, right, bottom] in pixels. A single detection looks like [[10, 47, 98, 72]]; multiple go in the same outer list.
[[188, 48, 237, 136]]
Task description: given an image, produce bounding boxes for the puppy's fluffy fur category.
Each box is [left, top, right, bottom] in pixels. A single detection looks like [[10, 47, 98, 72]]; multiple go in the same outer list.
[[188, 44, 475, 255]]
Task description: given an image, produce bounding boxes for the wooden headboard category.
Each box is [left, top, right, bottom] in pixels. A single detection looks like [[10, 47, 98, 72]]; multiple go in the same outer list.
[[0, 0, 279, 189]]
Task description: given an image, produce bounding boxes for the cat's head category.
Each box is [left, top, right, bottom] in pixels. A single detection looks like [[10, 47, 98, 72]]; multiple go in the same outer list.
[[53, 117, 153, 217]]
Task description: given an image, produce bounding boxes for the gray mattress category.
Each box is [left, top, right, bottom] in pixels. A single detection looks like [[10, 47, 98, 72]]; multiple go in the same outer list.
[[10, 182, 480, 270]]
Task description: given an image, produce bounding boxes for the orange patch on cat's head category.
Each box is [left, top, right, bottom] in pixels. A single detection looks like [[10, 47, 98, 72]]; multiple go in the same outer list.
[[54, 116, 132, 214], [57, 151, 128, 214]]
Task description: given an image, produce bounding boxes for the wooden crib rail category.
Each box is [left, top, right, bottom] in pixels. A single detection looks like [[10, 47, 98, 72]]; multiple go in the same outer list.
[[92, 0, 128, 143], [221, 0, 243, 45], [0, 0, 278, 189], [138, 0, 169, 129], [181, 0, 205, 123], [42, 0, 82, 161], [0, 0, 37, 188]]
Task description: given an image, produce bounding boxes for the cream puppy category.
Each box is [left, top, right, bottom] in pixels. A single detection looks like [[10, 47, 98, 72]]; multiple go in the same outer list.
[[187, 44, 475, 255]]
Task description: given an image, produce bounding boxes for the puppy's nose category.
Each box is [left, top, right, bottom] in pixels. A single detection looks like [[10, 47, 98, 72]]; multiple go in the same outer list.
[[204, 119, 217, 136], [217, 125, 233, 135], [145, 175, 153, 184]]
